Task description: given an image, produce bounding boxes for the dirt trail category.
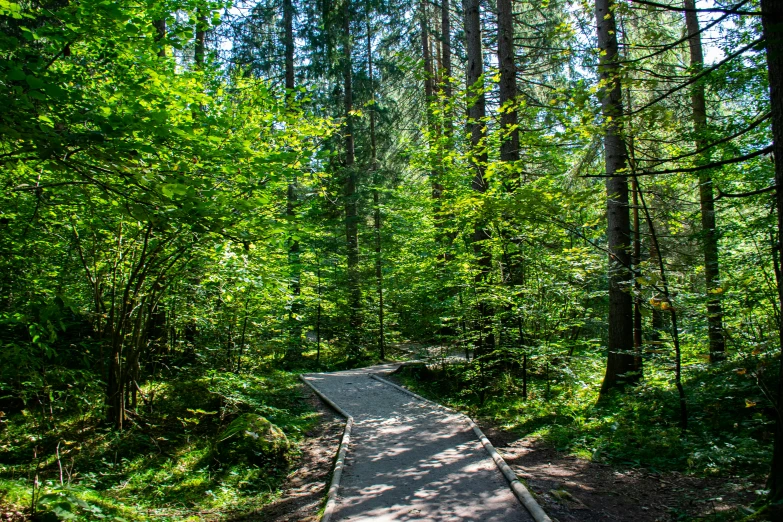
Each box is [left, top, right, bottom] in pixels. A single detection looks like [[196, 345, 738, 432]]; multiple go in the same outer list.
[[302, 363, 534, 522]]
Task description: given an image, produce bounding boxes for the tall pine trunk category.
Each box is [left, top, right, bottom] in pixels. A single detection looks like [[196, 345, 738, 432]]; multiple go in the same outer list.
[[623, 71, 644, 374], [432, 0, 450, 244], [367, 14, 384, 359], [760, 0, 783, 504], [464, 0, 494, 356], [684, 0, 725, 362], [596, 0, 636, 393], [343, 0, 361, 356], [194, 7, 206, 67], [422, 0, 439, 202], [284, 0, 302, 360], [153, 19, 166, 58], [497, 0, 518, 163], [497, 0, 523, 358], [441, 0, 453, 133]]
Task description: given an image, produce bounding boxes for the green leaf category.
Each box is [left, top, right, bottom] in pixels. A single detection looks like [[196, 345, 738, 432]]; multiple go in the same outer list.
[[25, 75, 45, 90], [8, 67, 26, 81]]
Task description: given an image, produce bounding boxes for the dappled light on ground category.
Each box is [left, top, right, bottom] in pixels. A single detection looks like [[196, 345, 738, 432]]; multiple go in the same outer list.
[[304, 365, 531, 521]]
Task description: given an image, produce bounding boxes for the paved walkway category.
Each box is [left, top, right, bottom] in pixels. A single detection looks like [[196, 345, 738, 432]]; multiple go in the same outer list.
[[303, 364, 533, 522]]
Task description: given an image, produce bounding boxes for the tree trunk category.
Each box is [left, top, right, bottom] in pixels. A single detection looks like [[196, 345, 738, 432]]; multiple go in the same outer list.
[[153, 19, 166, 58], [464, 0, 487, 179], [368, 15, 385, 360], [194, 8, 206, 67], [637, 179, 688, 431], [497, 0, 524, 361], [441, 0, 452, 99], [464, 0, 494, 356], [760, 0, 783, 504], [596, 0, 636, 393], [284, 0, 302, 360], [422, 0, 435, 114], [343, 0, 362, 356], [624, 75, 643, 374], [684, 0, 725, 362], [284, 0, 295, 96], [441, 0, 453, 136], [316, 253, 323, 365], [497, 0, 519, 162], [107, 337, 123, 429], [632, 178, 643, 371], [422, 0, 440, 201]]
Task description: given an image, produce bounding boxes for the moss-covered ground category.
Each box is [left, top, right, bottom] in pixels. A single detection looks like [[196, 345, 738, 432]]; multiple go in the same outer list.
[[0, 360, 325, 521]]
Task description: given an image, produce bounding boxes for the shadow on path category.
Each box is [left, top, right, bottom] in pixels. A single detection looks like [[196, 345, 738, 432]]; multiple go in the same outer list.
[[303, 365, 532, 522]]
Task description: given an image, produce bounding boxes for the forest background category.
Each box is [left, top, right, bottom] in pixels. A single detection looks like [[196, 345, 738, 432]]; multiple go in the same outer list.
[[1, 0, 783, 519]]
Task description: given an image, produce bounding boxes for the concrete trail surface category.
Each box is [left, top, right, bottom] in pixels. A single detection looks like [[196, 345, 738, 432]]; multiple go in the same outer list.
[[302, 364, 534, 522]]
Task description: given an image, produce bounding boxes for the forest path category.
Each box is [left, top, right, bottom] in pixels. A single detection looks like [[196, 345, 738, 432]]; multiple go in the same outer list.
[[302, 363, 534, 522]]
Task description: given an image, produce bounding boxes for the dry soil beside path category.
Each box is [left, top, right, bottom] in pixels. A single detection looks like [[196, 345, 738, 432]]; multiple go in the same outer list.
[[302, 363, 534, 522]]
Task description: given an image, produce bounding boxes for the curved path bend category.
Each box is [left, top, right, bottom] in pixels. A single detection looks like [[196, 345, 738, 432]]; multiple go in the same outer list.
[[303, 364, 534, 522]]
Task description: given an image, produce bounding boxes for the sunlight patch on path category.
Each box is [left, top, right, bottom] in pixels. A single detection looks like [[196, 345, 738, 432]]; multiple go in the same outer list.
[[302, 364, 532, 522]]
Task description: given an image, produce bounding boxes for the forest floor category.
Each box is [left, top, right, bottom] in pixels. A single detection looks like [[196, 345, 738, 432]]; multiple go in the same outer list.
[[383, 368, 765, 522], [255, 361, 763, 522], [480, 426, 762, 521], [1, 352, 765, 522], [227, 388, 344, 522], [380, 344, 770, 520]]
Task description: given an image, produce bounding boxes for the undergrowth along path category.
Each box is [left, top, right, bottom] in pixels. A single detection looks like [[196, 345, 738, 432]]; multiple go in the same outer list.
[[302, 363, 536, 522]]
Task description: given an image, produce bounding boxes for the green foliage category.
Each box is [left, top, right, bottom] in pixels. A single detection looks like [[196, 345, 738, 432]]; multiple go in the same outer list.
[[1, 0, 781, 515], [396, 346, 777, 477], [0, 361, 317, 520]]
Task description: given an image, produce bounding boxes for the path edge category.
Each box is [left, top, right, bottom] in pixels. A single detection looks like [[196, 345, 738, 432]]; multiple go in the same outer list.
[[300, 374, 354, 522], [370, 373, 552, 522]]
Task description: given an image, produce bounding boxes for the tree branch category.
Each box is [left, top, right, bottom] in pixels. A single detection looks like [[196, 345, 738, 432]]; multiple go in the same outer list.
[[629, 37, 764, 116], [584, 145, 773, 177], [716, 184, 777, 199], [639, 111, 771, 168], [619, 0, 752, 64], [629, 0, 760, 15]]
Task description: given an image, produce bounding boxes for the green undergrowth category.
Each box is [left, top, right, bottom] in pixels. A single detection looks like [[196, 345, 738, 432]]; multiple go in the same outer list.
[[394, 347, 777, 479], [0, 362, 321, 521]]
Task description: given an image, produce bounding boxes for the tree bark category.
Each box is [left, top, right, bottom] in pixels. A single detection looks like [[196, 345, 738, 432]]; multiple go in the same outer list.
[[623, 76, 644, 375], [441, 0, 452, 99], [194, 7, 206, 67], [464, 0, 487, 181], [153, 19, 166, 58], [422, 0, 435, 113], [368, 15, 384, 360], [596, 0, 637, 393], [343, 0, 362, 356], [441, 0, 453, 139], [464, 0, 494, 356], [284, 0, 302, 360], [284, 0, 295, 95], [632, 178, 643, 371], [497, 0, 519, 162], [760, 0, 783, 504], [684, 0, 726, 362]]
